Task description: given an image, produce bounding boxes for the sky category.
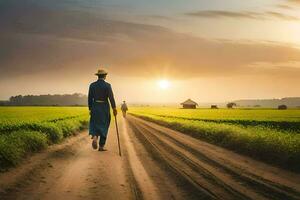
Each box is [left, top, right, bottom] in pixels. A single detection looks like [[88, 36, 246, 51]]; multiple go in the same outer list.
[[0, 0, 300, 103]]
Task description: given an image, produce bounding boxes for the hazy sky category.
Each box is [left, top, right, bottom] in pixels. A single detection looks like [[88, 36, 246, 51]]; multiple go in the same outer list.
[[0, 0, 300, 103]]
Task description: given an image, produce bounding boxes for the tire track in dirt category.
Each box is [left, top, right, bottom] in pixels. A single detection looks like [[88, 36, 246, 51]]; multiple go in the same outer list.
[[127, 115, 300, 200], [128, 119, 241, 200], [122, 118, 203, 200], [121, 118, 160, 200]]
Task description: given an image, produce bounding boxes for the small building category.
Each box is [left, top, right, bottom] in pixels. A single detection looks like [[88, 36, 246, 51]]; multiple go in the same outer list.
[[181, 99, 198, 109], [278, 105, 288, 110]]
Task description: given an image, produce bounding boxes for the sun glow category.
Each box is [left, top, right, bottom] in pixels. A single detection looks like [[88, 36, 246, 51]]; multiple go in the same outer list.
[[158, 80, 170, 89]]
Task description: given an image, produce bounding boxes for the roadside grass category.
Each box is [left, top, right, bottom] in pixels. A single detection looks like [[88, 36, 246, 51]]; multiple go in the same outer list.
[[0, 131, 48, 170], [130, 112, 300, 172], [154, 116, 300, 132], [0, 107, 89, 171]]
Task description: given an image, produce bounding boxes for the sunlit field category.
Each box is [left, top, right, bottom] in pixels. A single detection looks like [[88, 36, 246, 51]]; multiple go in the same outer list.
[[129, 107, 300, 171], [129, 107, 300, 121], [0, 107, 89, 170], [0, 107, 88, 122]]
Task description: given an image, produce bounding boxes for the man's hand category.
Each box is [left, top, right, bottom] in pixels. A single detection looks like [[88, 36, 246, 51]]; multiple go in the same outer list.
[[113, 108, 118, 116]]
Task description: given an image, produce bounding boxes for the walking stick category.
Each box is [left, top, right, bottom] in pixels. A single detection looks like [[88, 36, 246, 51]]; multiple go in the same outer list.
[[114, 116, 122, 156]]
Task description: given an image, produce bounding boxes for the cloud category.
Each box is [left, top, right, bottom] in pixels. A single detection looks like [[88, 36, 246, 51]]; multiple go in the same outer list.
[[145, 15, 173, 20], [286, 0, 300, 4], [185, 10, 299, 21], [265, 11, 299, 20], [185, 10, 263, 19], [277, 0, 300, 9], [276, 4, 293, 9], [0, 0, 300, 82]]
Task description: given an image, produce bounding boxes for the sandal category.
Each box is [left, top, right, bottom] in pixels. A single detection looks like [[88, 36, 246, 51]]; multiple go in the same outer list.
[[92, 139, 98, 150]]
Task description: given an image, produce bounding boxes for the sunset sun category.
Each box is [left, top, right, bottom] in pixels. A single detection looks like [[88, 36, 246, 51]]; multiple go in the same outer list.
[[158, 80, 170, 89]]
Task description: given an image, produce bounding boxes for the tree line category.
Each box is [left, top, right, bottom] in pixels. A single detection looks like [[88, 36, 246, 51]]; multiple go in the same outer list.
[[0, 93, 88, 106]]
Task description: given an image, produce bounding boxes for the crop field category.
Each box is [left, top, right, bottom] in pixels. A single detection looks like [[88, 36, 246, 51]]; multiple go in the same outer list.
[[0, 107, 89, 170], [129, 107, 300, 171]]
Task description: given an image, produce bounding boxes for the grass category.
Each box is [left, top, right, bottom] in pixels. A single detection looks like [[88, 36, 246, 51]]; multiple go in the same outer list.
[[0, 131, 48, 169], [129, 107, 300, 172], [0, 107, 89, 171]]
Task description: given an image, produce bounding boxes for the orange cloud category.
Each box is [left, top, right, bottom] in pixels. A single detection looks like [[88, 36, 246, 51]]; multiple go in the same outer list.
[[185, 10, 299, 21]]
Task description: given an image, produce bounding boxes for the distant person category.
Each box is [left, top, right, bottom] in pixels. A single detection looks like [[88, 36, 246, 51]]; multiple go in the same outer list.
[[88, 69, 117, 151], [121, 101, 128, 118]]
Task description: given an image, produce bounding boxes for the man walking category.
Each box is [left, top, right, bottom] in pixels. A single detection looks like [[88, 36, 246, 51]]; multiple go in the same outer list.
[[88, 69, 117, 151], [121, 101, 128, 118]]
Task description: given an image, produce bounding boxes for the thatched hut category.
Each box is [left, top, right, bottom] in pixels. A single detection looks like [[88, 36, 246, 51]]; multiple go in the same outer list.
[[181, 99, 198, 109]]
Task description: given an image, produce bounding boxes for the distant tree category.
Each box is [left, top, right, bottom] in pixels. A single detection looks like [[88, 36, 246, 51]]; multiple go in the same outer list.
[[10, 95, 23, 104], [0, 101, 9, 106], [227, 102, 237, 109], [7, 93, 88, 106], [211, 105, 218, 109], [278, 105, 288, 110]]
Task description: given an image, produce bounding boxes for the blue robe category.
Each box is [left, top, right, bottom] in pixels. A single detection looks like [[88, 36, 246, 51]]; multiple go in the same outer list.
[[88, 79, 116, 145]]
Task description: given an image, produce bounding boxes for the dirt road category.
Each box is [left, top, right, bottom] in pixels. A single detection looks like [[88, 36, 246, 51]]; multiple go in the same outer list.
[[1, 115, 300, 200]]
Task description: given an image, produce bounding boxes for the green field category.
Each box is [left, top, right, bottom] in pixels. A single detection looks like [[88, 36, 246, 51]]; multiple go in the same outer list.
[[129, 107, 300, 171], [0, 107, 89, 170]]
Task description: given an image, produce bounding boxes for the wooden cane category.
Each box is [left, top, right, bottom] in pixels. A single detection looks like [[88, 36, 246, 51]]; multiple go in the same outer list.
[[114, 116, 122, 156]]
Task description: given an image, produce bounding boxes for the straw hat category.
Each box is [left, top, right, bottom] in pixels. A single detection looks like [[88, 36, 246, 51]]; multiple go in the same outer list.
[[95, 69, 108, 76]]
